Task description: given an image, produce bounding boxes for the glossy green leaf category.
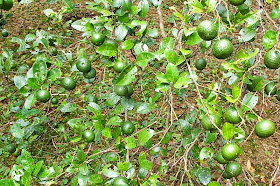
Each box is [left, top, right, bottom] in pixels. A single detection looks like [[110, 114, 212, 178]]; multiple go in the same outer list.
[[222, 123, 235, 141]]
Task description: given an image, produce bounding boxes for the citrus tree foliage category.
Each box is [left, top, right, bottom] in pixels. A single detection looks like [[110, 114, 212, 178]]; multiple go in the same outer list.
[[0, 0, 279, 185]]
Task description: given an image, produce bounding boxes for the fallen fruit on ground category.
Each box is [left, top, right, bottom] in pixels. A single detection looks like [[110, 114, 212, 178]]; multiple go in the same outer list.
[[264, 49, 280, 69], [224, 106, 242, 124], [222, 143, 240, 161], [225, 162, 242, 177], [212, 39, 234, 59], [61, 77, 76, 91], [197, 20, 218, 41], [255, 120, 275, 138], [36, 90, 51, 103], [201, 113, 222, 130], [195, 58, 207, 70], [82, 130, 95, 142]]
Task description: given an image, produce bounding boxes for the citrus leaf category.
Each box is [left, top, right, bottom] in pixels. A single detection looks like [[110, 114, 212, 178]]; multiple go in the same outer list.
[[199, 147, 214, 162], [222, 123, 235, 141], [115, 66, 137, 85], [241, 93, 258, 112], [166, 63, 179, 83], [197, 168, 211, 185], [136, 52, 155, 68], [14, 76, 27, 89], [138, 129, 154, 146], [96, 42, 117, 57], [124, 136, 136, 149], [138, 152, 153, 170], [262, 30, 277, 50]]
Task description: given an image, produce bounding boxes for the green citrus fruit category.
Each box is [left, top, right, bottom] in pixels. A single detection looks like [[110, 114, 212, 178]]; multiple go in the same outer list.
[[61, 77, 76, 91], [215, 151, 228, 164], [265, 82, 277, 95], [225, 162, 242, 177], [195, 59, 207, 70], [2, 29, 9, 37], [221, 143, 240, 161], [115, 85, 128, 96], [201, 113, 222, 130], [6, 144, 16, 153], [264, 50, 280, 69], [224, 106, 242, 124], [76, 58, 91, 73], [83, 67, 96, 79], [85, 95, 98, 103], [121, 122, 135, 135], [51, 97, 58, 104], [125, 85, 133, 97], [222, 171, 232, 179], [197, 20, 218, 41], [0, 0, 13, 11], [255, 120, 275, 138], [229, 0, 246, 6], [113, 176, 129, 186], [212, 39, 234, 59], [82, 130, 95, 142], [221, 11, 234, 24], [36, 90, 51, 103], [277, 90, 280, 101], [91, 33, 105, 46], [113, 60, 126, 72]]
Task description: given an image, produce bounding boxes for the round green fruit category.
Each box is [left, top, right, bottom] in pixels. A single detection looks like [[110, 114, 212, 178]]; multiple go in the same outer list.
[[2, 29, 9, 37], [91, 33, 105, 46], [36, 90, 51, 103], [61, 77, 76, 91], [255, 120, 275, 138], [82, 130, 95, 142], [215, 151, 228, 164], [221, 143, 240, 161], [115, 85, 128, 96], [224, 106, 242, 124], [228, 0, 246, 6], [125, 85, 133, 97], [83, 67, 96, 79], [85, 95, 98, 103], [197, 20, 218, 41], [113, 60, 126, 72], [225, 162, 242, 177], [113, 176, 129, 186], [51, 97, 59, 104], [0, 0, 13, 11], [194, 59, 207, 70], [121, 122, 135, 135], [76, 58, 91, 73], [264, 50, 280, 69], [201, 113, 222, 130], [212, 39, 234, 59], [265, 82, 277, 95], [6, 144, 16, 153]]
